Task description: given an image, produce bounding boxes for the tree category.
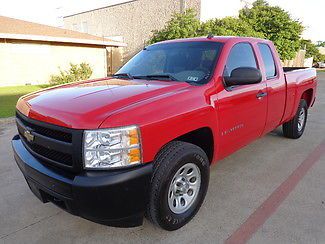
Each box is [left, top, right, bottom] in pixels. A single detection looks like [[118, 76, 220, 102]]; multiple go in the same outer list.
[[239, 0, 304, 60], [300, 39, 322, 61], [149, 11, 264, 44], [148, 9, 201, 44], [300, 39, 316, 58], [316, 41, 325, 47], [202, 17, 264, 38], [148, 0, 305, 61]]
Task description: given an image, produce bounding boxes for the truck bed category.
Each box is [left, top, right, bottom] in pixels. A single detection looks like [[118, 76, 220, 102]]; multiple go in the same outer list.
[[283, 67, 309, 72], [282, 67, 317, 123], [284, 67, 317, 81]]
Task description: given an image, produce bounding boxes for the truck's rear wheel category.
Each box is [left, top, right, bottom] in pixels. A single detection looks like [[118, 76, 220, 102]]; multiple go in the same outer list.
[[283, 99, 308, 139], [147, 141, 209, 231]]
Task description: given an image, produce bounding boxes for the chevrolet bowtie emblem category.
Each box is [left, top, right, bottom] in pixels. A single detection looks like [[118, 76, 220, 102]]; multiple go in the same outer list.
[[24, 129, 34, 142]]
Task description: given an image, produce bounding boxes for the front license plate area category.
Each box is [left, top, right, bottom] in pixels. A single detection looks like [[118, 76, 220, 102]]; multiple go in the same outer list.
[[26, 178, 48, 203]]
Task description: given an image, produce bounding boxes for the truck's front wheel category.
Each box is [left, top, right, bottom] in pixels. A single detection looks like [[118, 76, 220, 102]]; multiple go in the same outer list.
[[147, 141, 210, 231], [283, 99, 308, 139]]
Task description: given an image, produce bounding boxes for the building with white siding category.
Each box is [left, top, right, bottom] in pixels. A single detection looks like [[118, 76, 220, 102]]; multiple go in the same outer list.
[[0, 16, 125, 86]]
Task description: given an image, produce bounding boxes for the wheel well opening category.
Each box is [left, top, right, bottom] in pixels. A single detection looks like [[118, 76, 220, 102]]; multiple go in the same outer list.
[[301, 89, 313, 107], [175, 127, 214, 163]]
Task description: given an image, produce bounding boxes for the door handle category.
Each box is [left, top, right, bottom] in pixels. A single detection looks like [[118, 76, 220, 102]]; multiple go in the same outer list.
[[256, 92, 268, 99]]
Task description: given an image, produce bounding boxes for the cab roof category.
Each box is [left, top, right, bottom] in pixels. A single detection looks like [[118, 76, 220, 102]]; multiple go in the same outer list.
[[154, 36, 270, 45]]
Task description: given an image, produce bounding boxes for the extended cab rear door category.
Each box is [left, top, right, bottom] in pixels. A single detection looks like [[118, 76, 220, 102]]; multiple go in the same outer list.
[[257, 42, 286, 134], [217, 42, 268, 158]]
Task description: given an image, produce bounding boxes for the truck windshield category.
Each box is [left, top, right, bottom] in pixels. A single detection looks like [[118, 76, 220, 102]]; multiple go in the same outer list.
[[115, 41, 223, 85]]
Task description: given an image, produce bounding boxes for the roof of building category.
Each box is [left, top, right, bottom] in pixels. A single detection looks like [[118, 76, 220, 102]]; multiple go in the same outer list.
[[0, 15, 126, 47]]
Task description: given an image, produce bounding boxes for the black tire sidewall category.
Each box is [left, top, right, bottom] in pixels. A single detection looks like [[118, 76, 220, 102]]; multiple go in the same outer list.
[[155, 145, 209, 230]]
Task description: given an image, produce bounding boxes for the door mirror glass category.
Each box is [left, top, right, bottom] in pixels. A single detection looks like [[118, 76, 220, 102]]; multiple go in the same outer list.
[[224, 67, 262, 86]]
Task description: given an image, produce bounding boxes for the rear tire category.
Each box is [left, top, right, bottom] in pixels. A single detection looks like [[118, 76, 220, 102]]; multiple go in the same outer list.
[[146, 141, 209, 231], [283, 99, 308, 139]]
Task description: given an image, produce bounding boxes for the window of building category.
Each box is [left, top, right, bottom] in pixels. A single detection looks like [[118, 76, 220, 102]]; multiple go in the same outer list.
[[258, 43, 277, 79], [224, 43, 258, 76]]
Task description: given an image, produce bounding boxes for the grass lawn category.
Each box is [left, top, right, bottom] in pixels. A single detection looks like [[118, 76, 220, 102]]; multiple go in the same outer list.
[[0, 85, 46, 118]]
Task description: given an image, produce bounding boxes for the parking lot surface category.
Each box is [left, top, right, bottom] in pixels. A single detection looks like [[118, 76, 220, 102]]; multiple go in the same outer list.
[[0, 73, 324, 244]]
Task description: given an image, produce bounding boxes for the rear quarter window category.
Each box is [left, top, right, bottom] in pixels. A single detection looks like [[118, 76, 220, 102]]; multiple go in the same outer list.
[[258, 43, 277, 79]]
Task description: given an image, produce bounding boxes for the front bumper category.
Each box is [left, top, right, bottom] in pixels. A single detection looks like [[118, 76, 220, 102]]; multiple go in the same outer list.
[[12, 135, 152, 227]]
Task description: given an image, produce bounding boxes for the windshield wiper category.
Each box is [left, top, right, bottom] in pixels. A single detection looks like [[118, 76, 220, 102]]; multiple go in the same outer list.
[[112, 73, 134, 79], [134, 74, 178, 81]]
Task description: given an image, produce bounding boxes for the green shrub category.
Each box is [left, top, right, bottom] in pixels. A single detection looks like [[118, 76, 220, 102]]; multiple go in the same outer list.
[[50, 63, 93, 85]]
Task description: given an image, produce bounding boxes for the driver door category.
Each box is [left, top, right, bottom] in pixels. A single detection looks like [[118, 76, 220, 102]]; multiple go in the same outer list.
[[217, 42, 268, 158]]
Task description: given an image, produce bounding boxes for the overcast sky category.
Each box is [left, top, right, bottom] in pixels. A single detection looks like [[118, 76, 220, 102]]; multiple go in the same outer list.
[[0, 0, 324, 42]]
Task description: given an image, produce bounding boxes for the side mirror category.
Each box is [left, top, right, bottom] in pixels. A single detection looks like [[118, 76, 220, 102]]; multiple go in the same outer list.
[[224, 67, 262, 87]]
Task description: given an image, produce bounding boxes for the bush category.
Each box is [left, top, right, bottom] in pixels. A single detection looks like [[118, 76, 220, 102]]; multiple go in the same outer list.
[[50, 63, 93, 85]]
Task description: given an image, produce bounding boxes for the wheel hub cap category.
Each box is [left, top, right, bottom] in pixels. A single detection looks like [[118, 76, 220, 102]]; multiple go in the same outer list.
[[297, 108, 306, 132], [168, 163, 201, 214]]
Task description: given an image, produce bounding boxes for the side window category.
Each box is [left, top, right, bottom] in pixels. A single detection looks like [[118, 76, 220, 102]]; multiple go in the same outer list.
[[258, 43, 277, 79], [224, 43, 257, 76]]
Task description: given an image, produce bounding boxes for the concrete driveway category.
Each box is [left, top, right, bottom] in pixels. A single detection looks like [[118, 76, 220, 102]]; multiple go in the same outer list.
[[0, 73, 324, 244]]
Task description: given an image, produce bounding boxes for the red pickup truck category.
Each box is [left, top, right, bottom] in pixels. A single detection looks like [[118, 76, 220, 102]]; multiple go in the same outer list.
[[12, 36, 317, 231]]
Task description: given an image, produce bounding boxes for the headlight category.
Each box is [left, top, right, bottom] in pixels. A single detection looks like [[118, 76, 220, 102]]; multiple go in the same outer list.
[[83, 125, 142, 169]]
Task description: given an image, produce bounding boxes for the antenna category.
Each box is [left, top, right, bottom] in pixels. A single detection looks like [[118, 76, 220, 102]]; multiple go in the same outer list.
[[207, 33, 214, 39]]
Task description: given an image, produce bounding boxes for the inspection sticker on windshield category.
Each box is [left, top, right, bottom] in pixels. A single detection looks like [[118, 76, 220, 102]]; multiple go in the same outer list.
[[187, 76, 199, 82]]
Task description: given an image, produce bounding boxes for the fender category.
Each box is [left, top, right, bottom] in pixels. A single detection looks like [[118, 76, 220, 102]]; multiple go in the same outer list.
[[100, 84, 219, 164]]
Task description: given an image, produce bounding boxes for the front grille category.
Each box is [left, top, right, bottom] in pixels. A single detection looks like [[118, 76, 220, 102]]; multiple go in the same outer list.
[[16, 112, 83, 172], [16, 113, 72, 143], [27, 143, 73, 166]]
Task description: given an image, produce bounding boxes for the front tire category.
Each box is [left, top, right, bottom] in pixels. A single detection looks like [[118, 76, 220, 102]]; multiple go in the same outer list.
[[283, 99, 308, 139], [146, 141, 210, 231]]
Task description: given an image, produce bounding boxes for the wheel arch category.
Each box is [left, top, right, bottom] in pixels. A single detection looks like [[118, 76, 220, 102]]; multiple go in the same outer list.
[[156, 127, 215, 164], [301, 88, 314, 107]]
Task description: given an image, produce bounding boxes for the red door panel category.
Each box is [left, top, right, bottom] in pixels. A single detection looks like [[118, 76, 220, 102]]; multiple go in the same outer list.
[[217, 82, 267, 159]]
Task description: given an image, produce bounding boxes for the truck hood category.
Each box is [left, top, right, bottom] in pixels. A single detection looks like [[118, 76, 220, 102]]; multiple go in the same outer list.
[[17, 78, 190, 129]]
